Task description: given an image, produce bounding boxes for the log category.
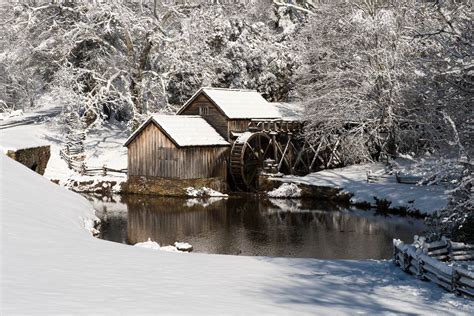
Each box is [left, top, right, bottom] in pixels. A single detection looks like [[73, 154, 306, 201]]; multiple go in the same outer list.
[[455, 267, 474, 279], [458, 276, 474, 288], [396, 252, 405, 265], [451, 241, 474, 250], [431, 255, 449, 261], [424, 240, 449, 251], [422, 264, 452, 284], [427, 248, 449, 256], [452, 255, 474, 261], [451, 250, 474, 256], [394, 238, 474, 297], [457, 287, 474, 297], [424, 271, 452, 290], [406, 245, 420, 258], [408, 265, 418, 276], [420, 254, 453, 276], [396, 174, 423, 184]]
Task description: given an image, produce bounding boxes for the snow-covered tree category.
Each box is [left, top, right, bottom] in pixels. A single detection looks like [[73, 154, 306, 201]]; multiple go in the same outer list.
[[0, 1, 300, 128], [296, 0, 472, 164], [154, 2, 299, 106]]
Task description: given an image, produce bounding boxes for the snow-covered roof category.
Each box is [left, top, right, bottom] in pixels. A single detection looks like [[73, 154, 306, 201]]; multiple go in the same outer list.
[[177, 87, 282, 119], [124, 115, 230, 147]]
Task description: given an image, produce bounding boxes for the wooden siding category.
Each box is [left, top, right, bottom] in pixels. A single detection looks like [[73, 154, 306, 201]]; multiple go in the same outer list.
[[227, 119, 251, 138], [127, 123, 228, 180], [179, 94, 229, 139]]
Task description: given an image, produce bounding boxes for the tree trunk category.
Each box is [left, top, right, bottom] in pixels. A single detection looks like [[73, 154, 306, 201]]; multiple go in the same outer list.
[[130, 33, 153, 116]]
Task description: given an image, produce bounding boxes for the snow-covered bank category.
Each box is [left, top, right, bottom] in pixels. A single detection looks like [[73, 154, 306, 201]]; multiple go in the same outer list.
[[186, 186, 228, 198], [1, 155, 472, 314], [134, 239, 193, 253], [272, 163, 449, 214], [268, 182, 302, 198], [0, 120, 127, 192]]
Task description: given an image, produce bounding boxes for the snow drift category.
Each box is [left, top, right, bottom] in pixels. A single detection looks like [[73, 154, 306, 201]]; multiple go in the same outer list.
[[1, 155, 472, 314]]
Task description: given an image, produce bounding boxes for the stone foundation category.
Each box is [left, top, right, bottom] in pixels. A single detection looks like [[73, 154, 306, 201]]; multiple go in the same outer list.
[[122, 176, 228, 197], [6, 145, 50, 175], [66, 179, 121, 196]]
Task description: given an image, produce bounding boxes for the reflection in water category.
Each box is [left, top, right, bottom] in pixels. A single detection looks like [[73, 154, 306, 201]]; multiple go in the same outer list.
[[86, 194, 426, 259]]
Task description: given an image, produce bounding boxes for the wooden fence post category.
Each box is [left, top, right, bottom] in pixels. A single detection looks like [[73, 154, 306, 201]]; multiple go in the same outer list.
[[394, 238, 474, 297], [102, 164, 107, 176]]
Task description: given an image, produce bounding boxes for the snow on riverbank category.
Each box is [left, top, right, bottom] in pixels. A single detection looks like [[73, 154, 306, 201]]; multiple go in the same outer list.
[[0, 120, 128, 191], [186, 186, 229, 197], [134, 238, 192, 253], [268, 183, 302, 198], [1, 154, 472, 314], [272, 163, 449, 214]]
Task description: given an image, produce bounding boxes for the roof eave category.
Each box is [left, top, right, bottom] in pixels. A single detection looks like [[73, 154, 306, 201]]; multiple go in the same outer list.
[[175, 88, 204, 115], [123, 116, 154, 147], [229, 116, 282, 120], [177, 143, 230, 148]]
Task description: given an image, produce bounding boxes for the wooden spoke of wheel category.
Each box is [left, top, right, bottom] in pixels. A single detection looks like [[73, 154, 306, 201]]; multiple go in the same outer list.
[[230, 132, 274, 191]]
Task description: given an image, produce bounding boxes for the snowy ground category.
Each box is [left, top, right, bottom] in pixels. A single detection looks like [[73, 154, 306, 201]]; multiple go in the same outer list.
[[0, 109, 128, 190], [1, 154, 472, 315], [272, 163, 449, 215], [0, 103, 61, 129]]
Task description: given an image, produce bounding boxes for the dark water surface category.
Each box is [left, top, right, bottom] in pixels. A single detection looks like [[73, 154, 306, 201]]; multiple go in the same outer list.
[[86, 194, 426, 259]]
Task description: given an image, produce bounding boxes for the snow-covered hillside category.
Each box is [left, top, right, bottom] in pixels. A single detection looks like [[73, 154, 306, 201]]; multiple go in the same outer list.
[[0, 118, 127, 189], [1, 154, 472, 314]]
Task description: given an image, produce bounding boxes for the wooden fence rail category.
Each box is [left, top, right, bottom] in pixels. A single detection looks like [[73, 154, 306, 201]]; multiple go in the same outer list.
[[60, 149, 127, 176], [394, 238, 474, 297]]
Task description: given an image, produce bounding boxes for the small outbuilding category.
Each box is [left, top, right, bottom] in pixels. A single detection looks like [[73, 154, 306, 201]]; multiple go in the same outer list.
[[123, 115, 230, 195], [176, 87, 282, 140]]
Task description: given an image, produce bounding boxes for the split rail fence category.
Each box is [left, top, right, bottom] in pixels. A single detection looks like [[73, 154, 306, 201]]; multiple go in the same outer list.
[[59, 149, 127, 176], [393, 237, 474, 297], [59, 131, 127, 176]]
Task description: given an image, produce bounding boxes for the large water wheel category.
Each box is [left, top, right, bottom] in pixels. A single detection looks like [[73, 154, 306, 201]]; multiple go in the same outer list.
[[230, 132, 274, 191]]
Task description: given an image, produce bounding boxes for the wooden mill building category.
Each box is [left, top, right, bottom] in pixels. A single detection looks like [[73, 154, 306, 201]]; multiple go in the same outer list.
[[123, 87, 303, 195], [123, 115, 230, 195], [176, 88, 282, 140]]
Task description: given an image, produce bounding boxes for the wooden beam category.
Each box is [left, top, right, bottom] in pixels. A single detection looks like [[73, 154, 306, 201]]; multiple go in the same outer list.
[[292, 142, 308, 173], [275, 140, 291, 171], [272, 134, 278, 163], [277, 135, 292, 170], [309, 141, 323, 171]]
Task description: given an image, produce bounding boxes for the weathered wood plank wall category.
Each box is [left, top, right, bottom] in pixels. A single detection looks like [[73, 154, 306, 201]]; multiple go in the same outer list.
[[227, 120, 250, 138], [128, 123, 228, 180], [180, 95, 229, 139]]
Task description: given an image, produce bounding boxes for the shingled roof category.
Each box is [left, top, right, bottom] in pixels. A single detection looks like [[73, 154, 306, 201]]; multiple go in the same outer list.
[[124, 115, 230, 148], [176, 87, 282, 119]]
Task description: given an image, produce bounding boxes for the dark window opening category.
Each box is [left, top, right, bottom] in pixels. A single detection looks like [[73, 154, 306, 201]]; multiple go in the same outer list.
[[199, 106, 209, 116]]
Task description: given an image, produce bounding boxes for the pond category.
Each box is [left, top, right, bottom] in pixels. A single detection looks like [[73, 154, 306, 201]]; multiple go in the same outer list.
[[85, 194, 427, 260]]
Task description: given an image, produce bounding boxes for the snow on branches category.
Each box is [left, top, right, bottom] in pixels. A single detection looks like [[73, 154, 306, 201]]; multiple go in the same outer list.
[[1, 1, 301, 130], [296, 0, 472, 164]]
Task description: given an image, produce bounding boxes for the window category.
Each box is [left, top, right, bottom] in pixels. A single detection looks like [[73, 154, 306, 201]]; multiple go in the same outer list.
[[199, 106, 209, 116]]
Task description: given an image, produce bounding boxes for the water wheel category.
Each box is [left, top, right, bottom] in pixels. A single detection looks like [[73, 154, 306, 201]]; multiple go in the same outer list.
[[230, 132, 274, 191]]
